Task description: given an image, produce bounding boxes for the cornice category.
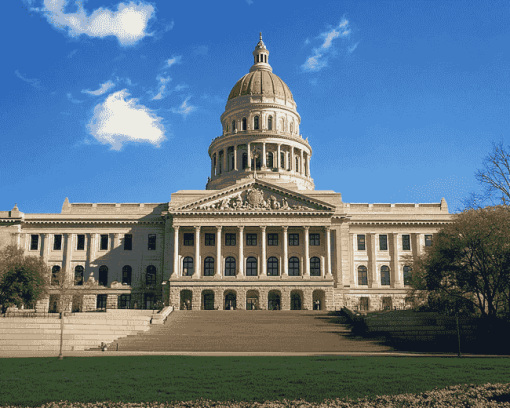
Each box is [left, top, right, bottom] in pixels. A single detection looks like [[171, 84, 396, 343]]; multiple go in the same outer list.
[[170, 211, 332, 216], [348, 220, 450, 226], [23, 220, 164, 225]]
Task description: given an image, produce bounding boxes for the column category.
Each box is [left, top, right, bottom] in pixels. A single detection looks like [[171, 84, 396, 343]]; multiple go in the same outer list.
[[234, 145, 238, 171], [306, 155, 310, 177], [173, 226, 179, 276], [211, 155, 214, 178], [392, 233, 401, 287], [223, 150, 227, 173], [41, 233, 50, 263], [321, 255, 325, 277], [283, 226, 288, 276], [277, 144, 281, 169], [64, 233, 73, 284], [350, 233, 355, 287], [86, 233, 93, 272], [238, 226, 244, 276], [216, 151, 220, 176], [261, 226, 267, 276], [193, 226, 201, 278], [370, 233, 378, 288], [291, 147, 295, 172], [247, 143, 251, 170], [24, 233, 29, 252], [216, 226, 222, 277], [114, 233, 120, 250], [326, 227, 332, 277], [286, 151, 289, 171], [262, 143, 266, 168], [300, 150, 304, 174], [304, 227, 310, 277]]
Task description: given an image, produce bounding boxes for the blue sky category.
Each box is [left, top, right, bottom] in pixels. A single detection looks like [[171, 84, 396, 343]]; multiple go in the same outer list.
[[1, 0, 509, 214]]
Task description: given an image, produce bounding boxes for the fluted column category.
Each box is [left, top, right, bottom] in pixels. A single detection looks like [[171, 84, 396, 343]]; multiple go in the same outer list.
[[173, 226, 179, 276], [307, 155, 311, 177], [261, 226, 267, 276], [277, 144, 281, 169], [300, 150, 304, 175], [283, 226, 288, 276], [262, 143, 267, 168], [64, 233, 73, 284], [286, 151, 289, 170], [234, 145, 238, 171], [247, 143, 251, 170], [326, 227, 332, 277], [216, 226, 222, 277], [370, 233, 379, 288], [291, 147, 295, 172], [304, 226, 310, 277], [238, 226, 244, 276], [211, 156, 214, 178], [41, 233, 50, 263], [193, 226, 201, 279]]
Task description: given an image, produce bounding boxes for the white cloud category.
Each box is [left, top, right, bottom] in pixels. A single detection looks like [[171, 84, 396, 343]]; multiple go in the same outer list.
[[171, 96, 196, 117], [193, 45, 208, 56], [174, 84, 188, 92], [67, 49, 77, 58], [166, 56, 182, 67], [87, 90, 166, 150], [348, 42, 359, 54], [15, 70, 43, 89], [82, 81, 115, 96], [246, 0, 254, 5], [152, 76, 171, 100], [67, 92, 84, 103], [40, 0, 155, 46]]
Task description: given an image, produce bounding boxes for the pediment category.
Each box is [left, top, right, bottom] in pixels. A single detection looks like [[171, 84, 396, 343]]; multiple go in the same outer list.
[[173, 180, 334, 213]]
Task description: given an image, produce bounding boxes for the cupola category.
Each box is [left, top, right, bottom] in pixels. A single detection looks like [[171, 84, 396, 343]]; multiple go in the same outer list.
[[250, 32, 271, 72]]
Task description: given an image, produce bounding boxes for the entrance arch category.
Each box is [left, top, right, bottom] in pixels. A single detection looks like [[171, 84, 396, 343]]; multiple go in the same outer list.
[[313, 289, 326, 310], [202, 290, 215, 310], [268, 290, 281, 310], [290, 290, 303, 310], [224, 290, 237, 310], [180, 289, 193, 310], [246, 289, 259, 310]]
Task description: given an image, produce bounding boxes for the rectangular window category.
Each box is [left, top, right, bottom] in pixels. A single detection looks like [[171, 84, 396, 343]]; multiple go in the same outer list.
[[124, 234, 132, 251], [268, 233, 278, 246], [425, 235, 432, 247], [289, 233, 299, 246], [30, 235, 39, 251], [100, 234, 108, 250], [402, 234, 411, 251], [225, 233, 236, 246], [357, 234, 365, 251], [148, 234, 156, 250], [379, 234, 388, 251], [310, 233, 320, 246], [53, 235, 62, 251], [205, 233, 215, 246], [246, 233, 257, 246], [183, 233, 194, 246], [76, 234, 85, 250]]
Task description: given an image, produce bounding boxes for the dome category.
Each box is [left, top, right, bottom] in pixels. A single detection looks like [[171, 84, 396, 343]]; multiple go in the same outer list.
[[227, 70, 294, 103]]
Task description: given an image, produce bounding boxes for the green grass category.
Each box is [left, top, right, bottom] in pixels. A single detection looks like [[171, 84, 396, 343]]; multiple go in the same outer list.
[[1, 356, 510, 406]]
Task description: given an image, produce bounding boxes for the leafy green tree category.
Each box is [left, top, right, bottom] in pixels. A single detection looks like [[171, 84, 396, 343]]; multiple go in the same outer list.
[[407, 205, 510, 320], [0, 245, 50, 314]]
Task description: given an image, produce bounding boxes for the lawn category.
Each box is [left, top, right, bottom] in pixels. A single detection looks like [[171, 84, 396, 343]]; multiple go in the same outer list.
[[1, 356, 509, 406]]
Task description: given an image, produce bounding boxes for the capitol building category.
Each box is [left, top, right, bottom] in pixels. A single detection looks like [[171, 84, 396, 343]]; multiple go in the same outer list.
[[0, 35, 451, 312]]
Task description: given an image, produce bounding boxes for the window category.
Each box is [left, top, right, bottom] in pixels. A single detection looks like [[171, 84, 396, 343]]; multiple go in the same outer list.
[[145, 294, 155, 310], [254, 116, 259, 130], [225, 256, 236, 276], [295, 157, 299, 172], [268, 233, 278, 246], [381, 266, 390, 286], [51, 265, 60, 286], [53, 235, 62, 251], [359, 297, 369, 311], [289, 257, 300, 276], [246, 257, 257, 276], [402, 234, 411, 251], [74, 266, 84, 286], [358, 265, 368, 285], [30, 234, 39, 251], [205, 233, 215, 246], [246, 233, 257, 246], [289, 233, 299, 246], [146, 265, 156, 285], [242, 153, 248, 169], [357, 235, 366, 251], [310, 257, 320, 276], [77, 234, 85, 250], [425, 235, 432, 247], [122, 265, 132, 285], [403, 266, 412, 285], [148, 234, 156, 251], [379, 234, 388, 251], [310, 234, 320, 246], [99, 265, 108, 286], [97, 294, 107, 310], [100, 234, 108, 250], [242, 117, 247, 131], [204, 257, 214, 276], [225, 233, 236, 246], [268, 116, 272, 130], [184, 233, 194, 246], [183, 257, 194, 276], [119, 294, 131, 309], [267, 257, 278, 276], [280, 152, 285, 168], [124, 234, 132, 250], [232, 120, 236, 132], [267, 152, 273, 168]]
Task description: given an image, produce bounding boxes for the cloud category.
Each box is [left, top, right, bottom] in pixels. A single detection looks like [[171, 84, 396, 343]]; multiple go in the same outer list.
[[171, 96, 196, 117], [246, 0, 254, 4], [87, 90, 166, 150], [67, 49, 78, 58], [82, 81, 115, 96], [152, 76, 171, 100], [301, 18, 357, 72], [15, 70, 43, 89], [193, 45, 208, 56], [166, 55, 182, 67], [40, 0, 155, 46], [174, 84, 188, 92], [67, 93, 84, 103]]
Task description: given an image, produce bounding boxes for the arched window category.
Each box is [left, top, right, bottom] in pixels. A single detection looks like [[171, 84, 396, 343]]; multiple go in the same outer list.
[[213, 154, 217, 176], [232, 120, 236, 132], [310, 257, 320, 276], [268, 116, 273, 130], [290, 122, 294, 133], [204, 257, 214, 276], [146, 265, 156, 285], [242, 153, 248, 169], [267, 257, 278, 276], [267, 152, 273, 168], [183, 257, 194, 276], [280, 152, 285, 169], [51, 265, 60, 286], [99, 265, 108, 286], [358, 266, 368, 286], [246, 257, 257, 276], [242, 117, 247, 131], [74, 265, 84, 286], [403, 266, 412, 286], [122, 265, 132, 285], [289, 257, 300, 276], [381, 266, 390, 286], [219, 151, 223, 174], [254, 116, 259, 130], [225, 256, 236, 276]]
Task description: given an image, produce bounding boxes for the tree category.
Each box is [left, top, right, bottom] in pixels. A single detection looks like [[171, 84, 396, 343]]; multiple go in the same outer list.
[[464, 141, 510, 209], [0, 245, 50, 314], [407, 205, 510, 320]]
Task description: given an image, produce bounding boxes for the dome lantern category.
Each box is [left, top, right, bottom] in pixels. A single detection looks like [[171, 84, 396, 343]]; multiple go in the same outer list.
[[250, 32, 271, 73]]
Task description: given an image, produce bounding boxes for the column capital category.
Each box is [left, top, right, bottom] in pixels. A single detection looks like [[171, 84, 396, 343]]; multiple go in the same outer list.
[[260, 226, 266, 232], [173, 225, 180, 231], [325, 226, 331, 232], [303, 226, 310, 231], [282, 226, 288, 232], [239, 225, 245, 232], [194, 226, 201, 231], [216, 226, 223, 232], [41, 233, 48, 237]]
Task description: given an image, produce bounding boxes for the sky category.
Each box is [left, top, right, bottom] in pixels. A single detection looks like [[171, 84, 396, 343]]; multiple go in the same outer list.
[[1, 0, 509, 215]]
